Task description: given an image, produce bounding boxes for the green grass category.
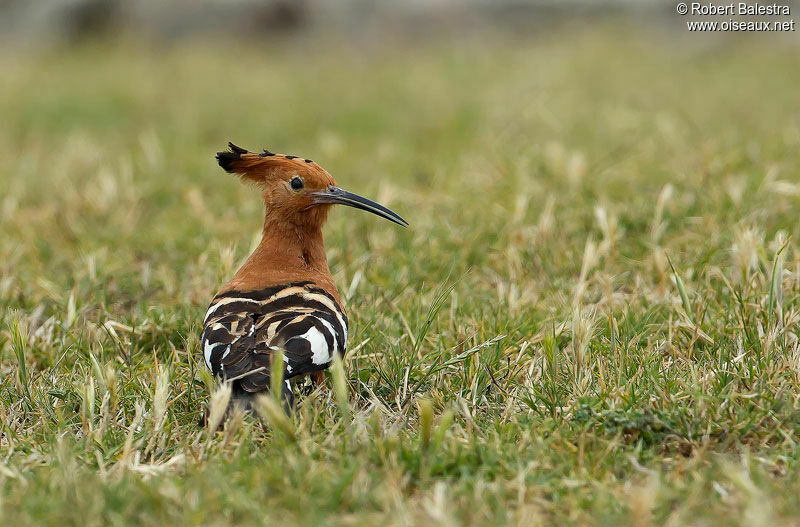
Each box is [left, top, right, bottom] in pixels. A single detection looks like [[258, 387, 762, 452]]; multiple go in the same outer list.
[[2, 28, 800, 525]]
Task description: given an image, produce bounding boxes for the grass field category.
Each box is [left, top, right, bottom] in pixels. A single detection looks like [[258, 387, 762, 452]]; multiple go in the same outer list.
[[2, 29, 800, 525]]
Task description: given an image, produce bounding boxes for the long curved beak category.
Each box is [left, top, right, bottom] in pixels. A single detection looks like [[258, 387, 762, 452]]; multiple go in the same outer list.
[[311, 186, 409, 227]]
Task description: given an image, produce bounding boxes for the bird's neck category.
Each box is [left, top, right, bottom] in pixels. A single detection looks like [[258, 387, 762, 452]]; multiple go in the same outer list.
[[222, 215, 338, 299]]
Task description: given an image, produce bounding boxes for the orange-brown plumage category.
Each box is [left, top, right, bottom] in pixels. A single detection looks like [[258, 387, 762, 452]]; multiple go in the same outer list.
[[202, 142, 406, 410]]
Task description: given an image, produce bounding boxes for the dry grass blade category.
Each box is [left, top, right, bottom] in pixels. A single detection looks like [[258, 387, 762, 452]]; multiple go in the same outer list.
[[330, 354, 351, 426], [666, 253, 693, 324], [767, 235, 790, 328], [10, 320, 30, 404]]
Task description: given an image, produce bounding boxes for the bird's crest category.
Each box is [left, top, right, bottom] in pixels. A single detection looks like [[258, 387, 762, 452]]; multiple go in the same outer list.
[[216, 142, 318, 184]]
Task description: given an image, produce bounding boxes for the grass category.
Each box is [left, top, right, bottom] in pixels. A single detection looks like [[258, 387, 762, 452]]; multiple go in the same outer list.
[[2, 28, 800, 525]]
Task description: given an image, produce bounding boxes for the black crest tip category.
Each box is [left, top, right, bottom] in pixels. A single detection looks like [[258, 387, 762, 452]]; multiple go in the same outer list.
[[216, 142, 248, 172], [228, 142, 248, 154]]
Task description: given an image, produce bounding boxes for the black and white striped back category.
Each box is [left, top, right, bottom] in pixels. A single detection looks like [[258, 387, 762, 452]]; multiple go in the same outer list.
[[201, 281, 348, 396]]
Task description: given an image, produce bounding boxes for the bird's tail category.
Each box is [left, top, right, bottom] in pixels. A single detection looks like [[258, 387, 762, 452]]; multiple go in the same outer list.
[[198, 380, 294, 428]]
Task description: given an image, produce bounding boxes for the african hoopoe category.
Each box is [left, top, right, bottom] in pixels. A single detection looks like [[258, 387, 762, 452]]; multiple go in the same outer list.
[[201, 143, 407, 410]]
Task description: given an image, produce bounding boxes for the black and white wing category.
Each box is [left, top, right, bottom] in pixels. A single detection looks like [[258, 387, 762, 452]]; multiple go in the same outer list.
[[201, 281, 348, 395]]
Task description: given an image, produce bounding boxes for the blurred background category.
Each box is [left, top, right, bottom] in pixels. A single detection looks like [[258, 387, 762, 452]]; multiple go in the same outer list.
[[2, 0, 796, 45], [0, 1, 685, 44]]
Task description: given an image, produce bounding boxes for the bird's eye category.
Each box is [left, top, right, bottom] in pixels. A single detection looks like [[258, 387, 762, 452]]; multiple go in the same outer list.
[[290, 177, 304, 190]]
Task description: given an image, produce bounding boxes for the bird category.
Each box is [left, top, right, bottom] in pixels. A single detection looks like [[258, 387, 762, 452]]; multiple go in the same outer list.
[[201, 142, 408, 411]]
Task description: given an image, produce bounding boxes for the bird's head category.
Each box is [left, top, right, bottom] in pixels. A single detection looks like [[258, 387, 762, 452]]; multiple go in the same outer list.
[[216, 142, 408, 230]]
